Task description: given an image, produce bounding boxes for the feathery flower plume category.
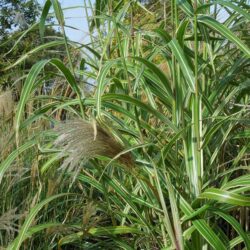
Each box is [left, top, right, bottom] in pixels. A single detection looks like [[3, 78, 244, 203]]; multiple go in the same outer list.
[[54, 119, 133, 173], [0, 208, 21, 234], [0, 90, 14, 119]]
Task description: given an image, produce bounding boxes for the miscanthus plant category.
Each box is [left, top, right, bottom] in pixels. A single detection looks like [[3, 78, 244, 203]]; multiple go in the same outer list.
[[0, 0, 250, 249]]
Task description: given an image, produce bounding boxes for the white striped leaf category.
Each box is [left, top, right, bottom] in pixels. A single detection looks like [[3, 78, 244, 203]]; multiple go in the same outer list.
[[199, 188, 250, 206], [198, 16, 250, 57], [168, 39, 195, 92]]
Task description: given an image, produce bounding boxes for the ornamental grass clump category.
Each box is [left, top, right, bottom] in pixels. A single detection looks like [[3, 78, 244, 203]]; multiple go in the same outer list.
[[1, 0, 250, 249]]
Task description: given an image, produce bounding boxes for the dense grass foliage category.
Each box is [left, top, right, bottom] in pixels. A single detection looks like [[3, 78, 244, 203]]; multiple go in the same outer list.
[[0, 0, 250, 249]]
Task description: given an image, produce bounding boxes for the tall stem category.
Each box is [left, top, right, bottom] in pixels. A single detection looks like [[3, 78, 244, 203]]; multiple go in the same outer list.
[[193, 0, 202, 196]]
